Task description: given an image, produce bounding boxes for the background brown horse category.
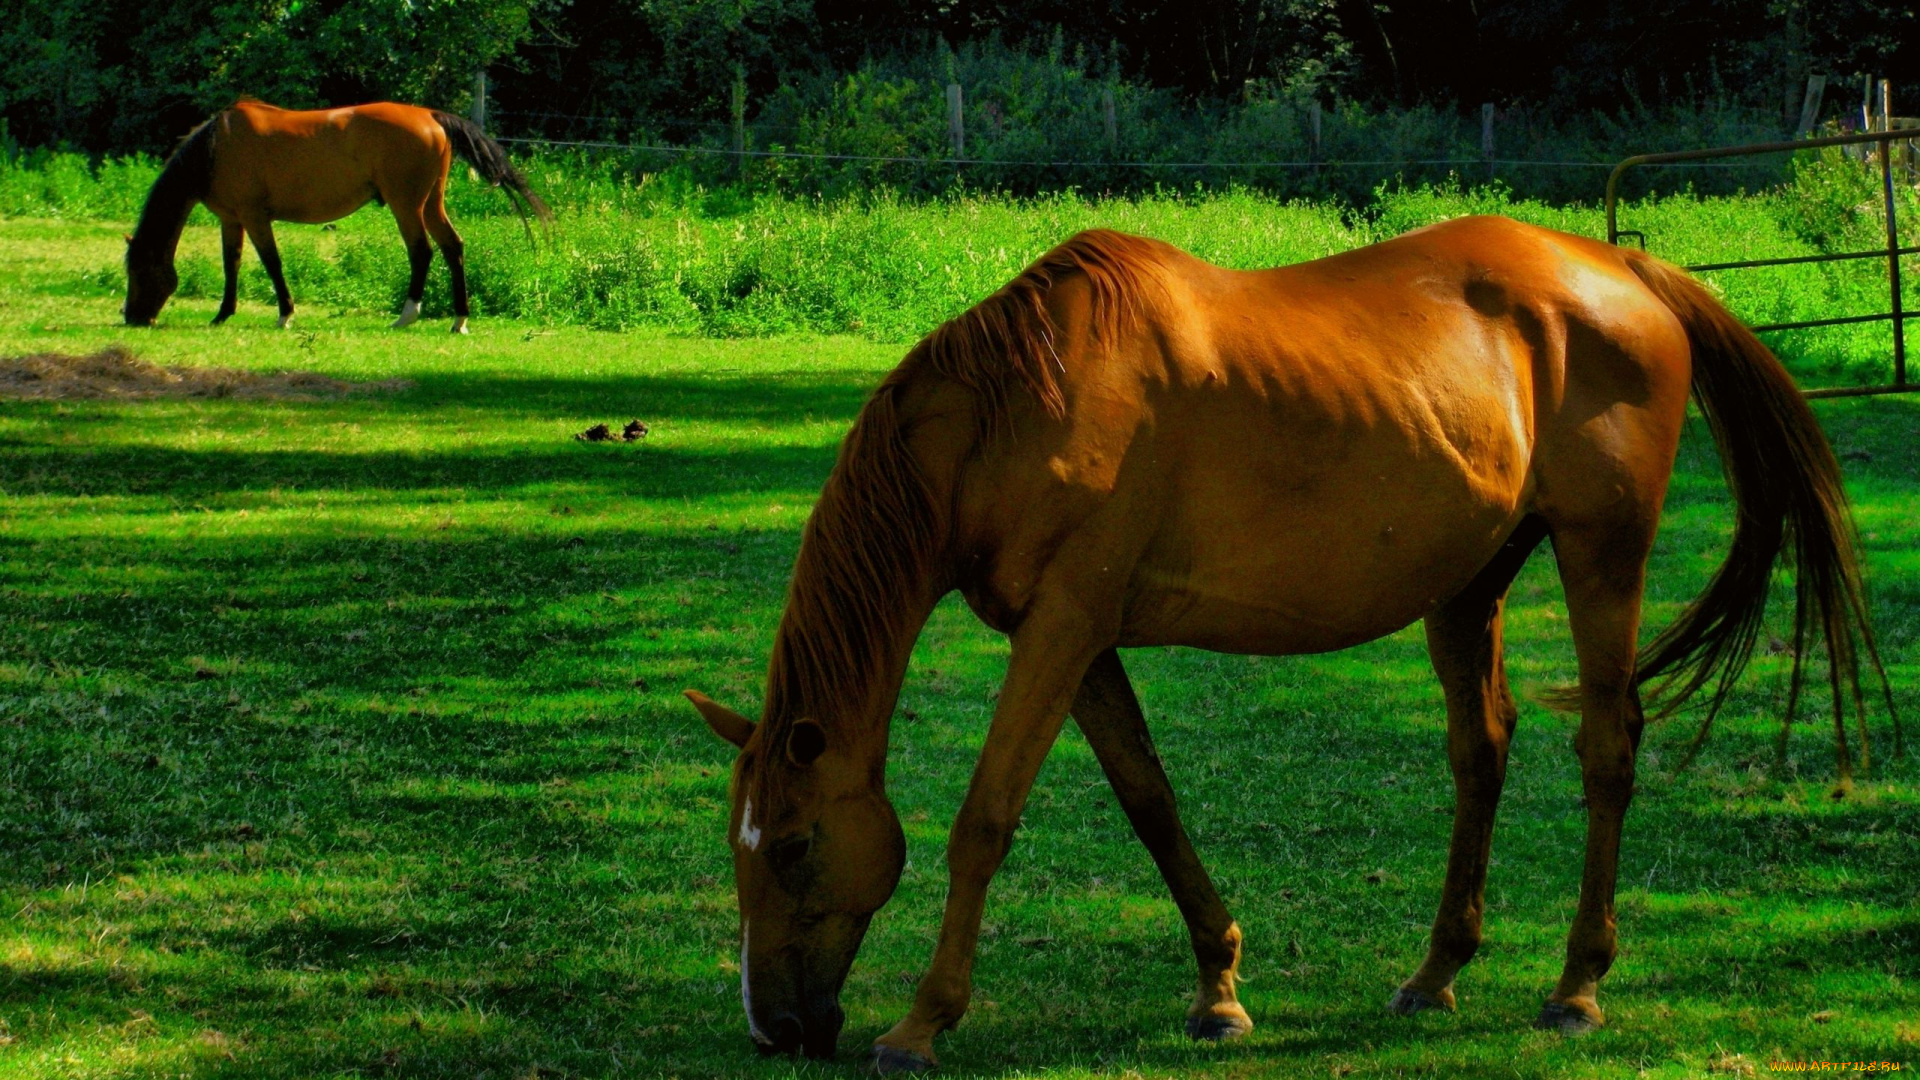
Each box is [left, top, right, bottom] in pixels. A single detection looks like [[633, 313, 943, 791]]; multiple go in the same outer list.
[[123, 100, 548, 331], [685, 217, 1891, 1070]]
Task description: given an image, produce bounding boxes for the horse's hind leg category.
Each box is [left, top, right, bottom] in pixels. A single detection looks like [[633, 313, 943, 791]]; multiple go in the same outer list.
[[1072, 648, 1250, 1041], [389, 199, 432, 329], [1535, 516, 1657, 1034], [1391, 516, 1547, 1018], [423, 183, 469, 334], [242, 219, 294, 329]]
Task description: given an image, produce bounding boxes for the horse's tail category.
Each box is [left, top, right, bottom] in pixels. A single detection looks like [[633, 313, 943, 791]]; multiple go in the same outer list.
[[431, 111, 552, 244], [1624, 254, 1896, 785]]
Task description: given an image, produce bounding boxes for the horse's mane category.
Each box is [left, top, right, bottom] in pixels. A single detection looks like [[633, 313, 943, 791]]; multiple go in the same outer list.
[[130, 114, 220, 252], [754, 229, 1167, 795], [910, 227, 1169, 437]]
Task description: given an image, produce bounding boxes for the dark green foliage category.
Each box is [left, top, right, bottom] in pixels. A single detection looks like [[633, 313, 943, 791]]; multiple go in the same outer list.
[[1350, 0, 1914, 109], [1779, 145, 1920, 253], [0, 0, 543, 152], [3, 0, 1912, 190]]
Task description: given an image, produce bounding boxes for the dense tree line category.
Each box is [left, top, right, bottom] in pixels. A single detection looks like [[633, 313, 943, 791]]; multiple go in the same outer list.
[[1, 0, 1912, 156]]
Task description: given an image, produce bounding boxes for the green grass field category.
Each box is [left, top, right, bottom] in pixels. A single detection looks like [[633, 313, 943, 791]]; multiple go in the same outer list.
[[1, 205, 1917, 1080]]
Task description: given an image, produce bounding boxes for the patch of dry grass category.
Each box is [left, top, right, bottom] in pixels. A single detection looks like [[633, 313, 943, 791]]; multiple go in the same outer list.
[[0, 346, 410, 401]]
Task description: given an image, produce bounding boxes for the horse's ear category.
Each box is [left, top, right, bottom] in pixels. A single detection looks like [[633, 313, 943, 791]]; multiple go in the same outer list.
[[685, 689, 752, 749], [787, 719, 827, 767]]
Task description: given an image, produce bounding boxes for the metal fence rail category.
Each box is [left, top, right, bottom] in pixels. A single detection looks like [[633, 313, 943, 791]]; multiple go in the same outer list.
[[1605, 126, 1920, 399]]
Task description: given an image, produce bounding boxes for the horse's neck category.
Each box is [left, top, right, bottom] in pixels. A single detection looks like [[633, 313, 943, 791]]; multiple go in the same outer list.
[[765, 580, 942, 776], [765, 469, 949, 769], [130, 188, 194, 264], [131, 137, 213, 264], [762, 356, 969, 775]]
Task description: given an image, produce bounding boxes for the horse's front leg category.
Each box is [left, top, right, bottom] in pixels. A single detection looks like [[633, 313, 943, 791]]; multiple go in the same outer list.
[[212, 220, 242, 325], [873, 602, 1108, 1074], [1072, 648, 1250, 1041]]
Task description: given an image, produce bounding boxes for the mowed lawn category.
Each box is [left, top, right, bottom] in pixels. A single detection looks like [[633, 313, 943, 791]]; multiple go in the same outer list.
[[1, 219, 1916, 1079]]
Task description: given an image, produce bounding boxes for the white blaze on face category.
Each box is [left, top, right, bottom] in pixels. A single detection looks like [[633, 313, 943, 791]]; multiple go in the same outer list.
[[738, 799, 763, 851], [738, 802, 768, 1042], [742, 918, 770, 1043]]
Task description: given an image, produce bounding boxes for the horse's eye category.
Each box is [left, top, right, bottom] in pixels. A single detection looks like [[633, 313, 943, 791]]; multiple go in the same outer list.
[[767, 835, 812, 869]]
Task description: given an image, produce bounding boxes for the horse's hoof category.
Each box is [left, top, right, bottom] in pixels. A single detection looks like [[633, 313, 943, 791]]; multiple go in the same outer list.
[[1388, 986, 1455, 1015], [391, 299, 421, 329], [1534, 1000, 1602, 1036], [1185, 1004, 1253, 1041], [211, 314, 231, 327], [276, 314, 293, 330], [871, 1044, 936, 1074], [450, 318, 469, 335]]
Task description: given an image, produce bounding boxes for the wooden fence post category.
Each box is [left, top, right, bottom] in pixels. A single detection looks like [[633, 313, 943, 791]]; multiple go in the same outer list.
[[1796, 75, 1826, 137], [1102, 88, 1117, 152], [1481, 103, 1495, 179], [471, 70, 487, 130], [947, 83, 965, 158], [1879, 79, 1896, 175], [732, 63, 747, 179]]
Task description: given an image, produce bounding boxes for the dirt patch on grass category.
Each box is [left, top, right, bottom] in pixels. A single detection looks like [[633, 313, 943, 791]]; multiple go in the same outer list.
[[0, 346, 412, 401]]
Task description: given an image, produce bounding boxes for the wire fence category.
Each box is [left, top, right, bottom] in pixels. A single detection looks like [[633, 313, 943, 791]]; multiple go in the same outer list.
[[485, 102, 1811, 205], [492, 133, 1762, 172]]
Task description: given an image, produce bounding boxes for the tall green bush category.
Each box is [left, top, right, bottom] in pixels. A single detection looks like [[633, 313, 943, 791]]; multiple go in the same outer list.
[[10, 147, 1910, 390], [522, 40, 1803, 204]]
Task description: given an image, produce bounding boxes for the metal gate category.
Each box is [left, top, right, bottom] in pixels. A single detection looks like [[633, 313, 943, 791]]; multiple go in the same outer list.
[[1604, 126, 1920, 399]]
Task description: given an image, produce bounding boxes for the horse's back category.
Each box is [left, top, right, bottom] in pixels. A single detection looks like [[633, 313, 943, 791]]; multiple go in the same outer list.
[[950, 218, 1693, 654], [208, 102, 450, 223], [223, 101, 445, 158], [1344, 217, 1695, 531]]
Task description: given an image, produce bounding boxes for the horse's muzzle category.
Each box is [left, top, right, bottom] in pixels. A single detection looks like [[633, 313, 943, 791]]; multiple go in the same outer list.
[[750, 1005, 842, 1059]]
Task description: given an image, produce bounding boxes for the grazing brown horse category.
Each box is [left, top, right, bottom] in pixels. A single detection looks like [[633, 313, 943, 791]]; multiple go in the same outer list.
[[685, 217, 1889, 1070], [123, 100, 548, 331]]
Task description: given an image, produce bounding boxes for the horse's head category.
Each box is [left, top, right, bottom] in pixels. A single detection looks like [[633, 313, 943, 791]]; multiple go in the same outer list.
[[687, 689, 905, 1059], [123, 236, 176, 326]]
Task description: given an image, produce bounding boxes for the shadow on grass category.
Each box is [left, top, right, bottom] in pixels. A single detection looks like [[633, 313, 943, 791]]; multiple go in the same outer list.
[[4, 758, 1911, 1076], [0, 366, 882, 502], [0, 437, 845, 502], [1, 376, 1916, 1077], [0, 517, 808, 883], [1, 365, 880, 424], [397, 368, 886, 425]]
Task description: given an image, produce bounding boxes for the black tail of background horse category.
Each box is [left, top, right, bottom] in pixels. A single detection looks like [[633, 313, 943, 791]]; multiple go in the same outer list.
[[432, 111, 552, 243]]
